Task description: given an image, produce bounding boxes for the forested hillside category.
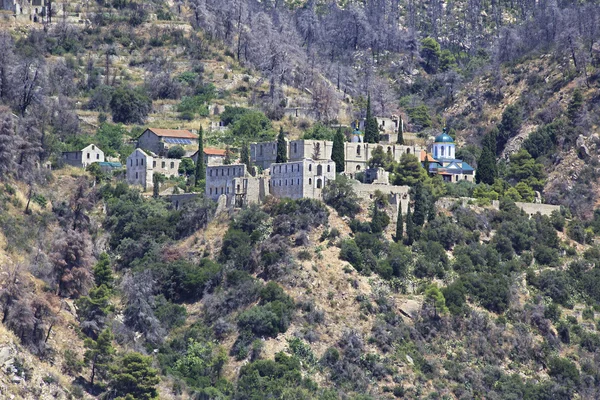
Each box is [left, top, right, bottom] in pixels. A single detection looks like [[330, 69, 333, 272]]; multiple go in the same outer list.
[[2, 0, 600, 399]]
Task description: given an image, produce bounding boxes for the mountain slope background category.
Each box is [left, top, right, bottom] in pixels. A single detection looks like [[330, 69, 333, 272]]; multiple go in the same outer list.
[[1, 0, 600, 399]]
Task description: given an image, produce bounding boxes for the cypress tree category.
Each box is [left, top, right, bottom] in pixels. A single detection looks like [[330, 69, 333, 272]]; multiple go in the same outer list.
[[395, 203, 403, 243], [241, 142, 251, 173], [397, 116, 404, 144], [332, 128, 345, 173], [276, 126, 287, 163], [405, 204, 415, 245], [567, 88, 583, 123], [364, 94, 380, 143], [223, 145, 232, 165], [411, 182, 427, 227], [475, 131, 497, 185], [194, 126, 205, 186]]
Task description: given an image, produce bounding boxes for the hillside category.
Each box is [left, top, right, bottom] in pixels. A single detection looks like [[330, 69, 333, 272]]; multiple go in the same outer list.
[[2, 0, 600, 399]]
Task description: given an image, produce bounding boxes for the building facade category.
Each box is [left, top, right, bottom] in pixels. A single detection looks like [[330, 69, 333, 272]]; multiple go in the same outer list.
[[126, 149, 182, 190], [62, 144, 105, 168], [205, 164, 268, 207], [425, 130, 476, 182], [190, 147, 227, 166], [137, 128, 198, 156], [269, 159, 336, 200]]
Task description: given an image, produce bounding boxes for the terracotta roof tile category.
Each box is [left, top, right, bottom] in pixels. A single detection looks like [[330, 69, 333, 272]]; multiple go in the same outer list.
[[204, 148, 227, 156]]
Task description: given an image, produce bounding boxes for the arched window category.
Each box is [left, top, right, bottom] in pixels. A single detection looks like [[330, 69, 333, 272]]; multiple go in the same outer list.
[[293, 142, 298, 153], [327, 165, 331, 172], [434, 147, 438, 158], [260, 145, 263, 156], [387, 147, 392, 153], [441, 146, 445, 156], [356, 165, 361, 171], [316, 179, 322, 189], [309, 178, 312, 185], [357, 146, 361, 156], [237, 184, 240, 192], [406, 148, 411, 154], [309, 164, 312, 172], [171, 161, 175, 169], [317, 165, 323, 175]]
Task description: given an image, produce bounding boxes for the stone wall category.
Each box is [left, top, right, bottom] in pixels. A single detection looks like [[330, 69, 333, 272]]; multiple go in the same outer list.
[[137, 130, 163, 155], [352, 181, 411, 218], [436, 197, 561, 217], [344, 142, 423, 173], [270, 159, 336, 200], [515, 202, 561, 216]]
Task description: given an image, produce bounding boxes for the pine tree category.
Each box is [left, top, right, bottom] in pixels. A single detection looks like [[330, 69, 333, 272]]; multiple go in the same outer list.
[[332, 128, 345, 173], [93, 253, 114, 289], [84, 328, 115, 386], [405, 204, 415, 245], [110, 352, 160, 400], [194, 126, 205, 186], [364, 94, 380, 143], [397, 116, 404, 145], [567, 88, 583, 123], [395, 203, 403, 243], [276, 126, 287, 163]]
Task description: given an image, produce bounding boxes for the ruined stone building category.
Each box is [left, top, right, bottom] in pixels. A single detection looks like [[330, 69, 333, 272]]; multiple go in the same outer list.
[[62, 144, 104, 168], [2, 0, 49, 22], [269, 159, 336, 200], [250, 138, 422, 174], [205, 164, 268, 207], [126, 149, 183, 190], [190, 147, 227, 166], [136, 128, 198, 156]]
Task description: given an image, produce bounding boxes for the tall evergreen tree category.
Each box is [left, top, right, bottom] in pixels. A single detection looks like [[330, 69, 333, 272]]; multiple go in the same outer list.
[[332, 128, 345, 173], [84, 328, 115, 386], [276, 126, 287, 163], [397, 116, 404, 145], [476, 130, 497, 185], [364, 94, 380, 143], [395, 203, 403, 243], [405, 204, 415, 245], [194, 126, 205, 186], [567, 88, 583, 123], [241, 142, 251, 173], [411, 182, 427, 227]]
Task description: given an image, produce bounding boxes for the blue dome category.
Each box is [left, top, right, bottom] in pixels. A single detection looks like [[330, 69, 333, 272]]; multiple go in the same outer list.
[[434, 128, 454, 143]]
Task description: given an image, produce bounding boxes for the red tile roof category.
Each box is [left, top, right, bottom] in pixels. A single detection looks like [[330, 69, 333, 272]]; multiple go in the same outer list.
[[146, 128, 197, 139], [204, 148, 227, 156]]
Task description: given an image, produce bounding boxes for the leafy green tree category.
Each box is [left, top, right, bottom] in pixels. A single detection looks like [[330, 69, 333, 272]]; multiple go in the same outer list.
[[393, 153, 427, 186], [322, 175, 361, 217], [84, 328, 115, 386], [424, 283, 448, 317], [87, 163, 106, 184], [421, 37, 441, 73], [370, 203, 390, 234], [167, 145, 185, 159], [332, 128, 345, 173], [220, 106, 250, 126], [395, 204, 403, 243], [368, 145, 392, 169], [397, 116, 404, 144], [302, 123, 336, 140], [506, 149, 545, 191], [364, 94, 379, 143], [230, 111, 273, 141], [407, 105, 432, 131], [276, 126, 287, 163], [178, 158, 195, 177], [110, 86, 152, 124], [174, 340, 227, 388], [96, 123, 128, 156], [567, 88, 583, 123], [340, 239, 363, 271], [439, 49, 457, 71], [195, 126, 205, 187], [110, 352, 160, 400]]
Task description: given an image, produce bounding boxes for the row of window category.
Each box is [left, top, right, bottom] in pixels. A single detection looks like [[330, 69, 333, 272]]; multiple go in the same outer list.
[[208, 187, 230, 195], [355, 146, 411, 156], [272, 163, 331, 174], [270, 178, 322, 188], [129, 157, 175, 169], [208, 167, 243, 177]]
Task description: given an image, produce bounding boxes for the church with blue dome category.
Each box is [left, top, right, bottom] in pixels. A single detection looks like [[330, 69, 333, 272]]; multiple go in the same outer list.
[[422, 128, 476, 183]]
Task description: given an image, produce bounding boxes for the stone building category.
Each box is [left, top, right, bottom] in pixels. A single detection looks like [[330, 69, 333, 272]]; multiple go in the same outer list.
[[250, 139, 333, 169], [62, 144, 105, 168], [250, 138, 422, 174], [205, 164, 268, 207], [269, 159, 336, 200], [126, 149, 182, 190], [2, 0, 49, 22], [190, 147, 227, 166], [137, 128, 198, 156]]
